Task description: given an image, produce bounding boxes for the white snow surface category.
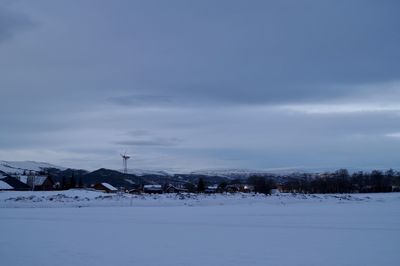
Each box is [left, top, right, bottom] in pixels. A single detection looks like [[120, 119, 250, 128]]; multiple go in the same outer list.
[[0, 191, 399, 266]]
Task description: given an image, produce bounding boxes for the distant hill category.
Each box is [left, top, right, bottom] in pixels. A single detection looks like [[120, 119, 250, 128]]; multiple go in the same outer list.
[[3, 160, 397, 189], [0, 160, 65, 175], [82, 168, 144, 187], [0, 160, 313, 188]]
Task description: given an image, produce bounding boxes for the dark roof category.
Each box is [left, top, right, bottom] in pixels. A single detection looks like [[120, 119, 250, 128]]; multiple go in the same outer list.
[[1, 177, 31, 190]]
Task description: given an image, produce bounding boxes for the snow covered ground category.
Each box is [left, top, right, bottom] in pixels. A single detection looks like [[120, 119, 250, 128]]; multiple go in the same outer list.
[[1, 191, 399, 266]]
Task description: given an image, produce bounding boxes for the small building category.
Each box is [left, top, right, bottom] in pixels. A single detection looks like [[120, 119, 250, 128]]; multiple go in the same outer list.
[[241, 185, 254, 193], [205, 185, 218, 193], [143, 184, 163, 194], [27, 176, 55, 191], [93, 182, 118, 193], [164, 184, 188, 193], [270, 188, 280, 194], [226, 184, 254, 193], [127, 183, 142, 194], [226, 184, 240, 193]]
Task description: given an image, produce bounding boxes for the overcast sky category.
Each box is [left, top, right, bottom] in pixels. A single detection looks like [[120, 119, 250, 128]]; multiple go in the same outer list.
[[1, 0, 400, 171]]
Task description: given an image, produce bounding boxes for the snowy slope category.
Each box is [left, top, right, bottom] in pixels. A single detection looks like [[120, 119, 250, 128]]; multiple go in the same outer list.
[[190, 166, 400, 177], [190, 168, 274, 178], [126, 168, 186, 176], [0, 160, 65, 174]]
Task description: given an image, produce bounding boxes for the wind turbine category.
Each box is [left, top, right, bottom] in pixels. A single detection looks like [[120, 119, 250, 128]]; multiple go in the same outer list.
[[121, 151, 130, 174]]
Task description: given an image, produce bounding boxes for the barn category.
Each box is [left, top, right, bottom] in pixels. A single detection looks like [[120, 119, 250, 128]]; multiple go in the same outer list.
[[143, 184, 163, 194], [93, 183, 118, 193], [27, 176, 55, 191]]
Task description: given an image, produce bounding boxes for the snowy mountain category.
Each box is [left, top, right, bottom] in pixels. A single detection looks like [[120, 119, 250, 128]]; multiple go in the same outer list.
[[126, 168, 185, 176], [189, 166, 398, 178], [0, 161, 65, 175], [188, 167, 317, 178], [128, 167, 306, 178], [190, 168, 275, 178], [1, 160, 395, 181], [126, 168, 284, 178]]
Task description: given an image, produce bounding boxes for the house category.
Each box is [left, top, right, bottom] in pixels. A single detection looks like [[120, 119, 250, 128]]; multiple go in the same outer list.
[[225, 184, 254, 193], [241, 185, 254, 193], [93, 182, 118, 193], [0, 176, 31, 191], [226, 184, 240, 193], [0, 180, 14, 190], [270, 188, 279, 194], [143, 184, 163, 194], [392, 185, 400, 192], [164, 184, 188, 193], [204, 185, 218, 193], [127, 183, 142, 194], [27, 176, 55, 191]]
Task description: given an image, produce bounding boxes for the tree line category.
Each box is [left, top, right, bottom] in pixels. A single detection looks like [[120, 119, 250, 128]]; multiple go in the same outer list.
[[280, 169, 400, 194], [197, 169, 400, 195]]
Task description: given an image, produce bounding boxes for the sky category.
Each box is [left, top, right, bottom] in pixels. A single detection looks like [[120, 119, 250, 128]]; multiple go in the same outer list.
[[1, 0, 400, 171]]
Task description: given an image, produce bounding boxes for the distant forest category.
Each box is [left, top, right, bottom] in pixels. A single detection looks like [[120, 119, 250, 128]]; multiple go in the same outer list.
[[277, 169, 400, 194], [203, 169, 400, 195]]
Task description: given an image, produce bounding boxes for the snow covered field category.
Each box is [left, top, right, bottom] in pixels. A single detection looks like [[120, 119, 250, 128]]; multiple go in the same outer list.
[[1, 191, 399, 266]]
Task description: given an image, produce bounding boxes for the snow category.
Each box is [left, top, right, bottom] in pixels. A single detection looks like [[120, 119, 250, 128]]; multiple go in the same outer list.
[[127, 168, 175, 176], [101, 182, 117, 191], [0, 180, 13, 190], [0, 160, 64, 174], [17, 175, 28, 184], [190, 167, 400, 176], [0, 192, 399, 266], [31, 176, 48, 186]]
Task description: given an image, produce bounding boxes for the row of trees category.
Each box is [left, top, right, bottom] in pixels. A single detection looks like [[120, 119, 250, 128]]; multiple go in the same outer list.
[[195, 169, 400, 195], [281, 169, 400, 194]]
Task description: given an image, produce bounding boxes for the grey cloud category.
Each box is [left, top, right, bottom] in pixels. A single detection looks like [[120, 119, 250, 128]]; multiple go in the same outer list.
[[0, 5, 34, 43], [128, 130, 151, 137], [2, 0, 400, 170], [109, 95, 173, 106], [114, 137, 182, 147], [89, 0, 400, 105], [2, 0, 400, 106]]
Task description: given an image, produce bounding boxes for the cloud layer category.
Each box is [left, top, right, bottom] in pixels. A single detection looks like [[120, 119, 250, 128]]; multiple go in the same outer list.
[[1, 0, 400, 170]]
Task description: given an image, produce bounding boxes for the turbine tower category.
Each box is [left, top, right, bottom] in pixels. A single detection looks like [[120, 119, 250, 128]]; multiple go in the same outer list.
[[121, 152, 130, 174]]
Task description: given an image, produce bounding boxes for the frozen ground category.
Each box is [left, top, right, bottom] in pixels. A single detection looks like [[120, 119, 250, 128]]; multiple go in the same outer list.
[[0, 191, 399, 266]]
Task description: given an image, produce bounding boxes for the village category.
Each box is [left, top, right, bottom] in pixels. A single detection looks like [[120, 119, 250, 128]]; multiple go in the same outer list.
[[2, 165, 400, 196], [0, 169, 262, 195]]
